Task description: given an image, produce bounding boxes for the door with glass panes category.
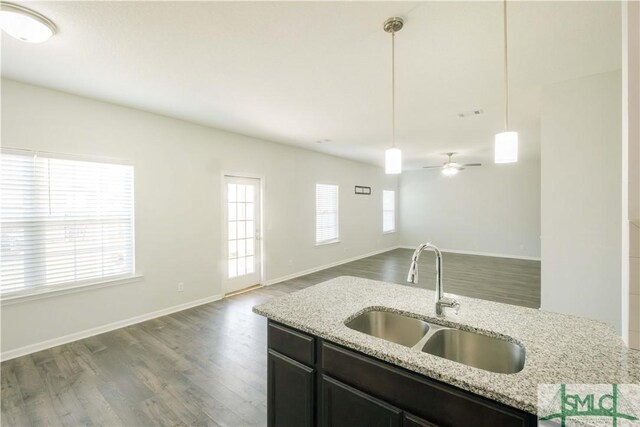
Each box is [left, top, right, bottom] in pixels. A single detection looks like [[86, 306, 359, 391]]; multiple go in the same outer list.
[[224, 176, 262, 293]]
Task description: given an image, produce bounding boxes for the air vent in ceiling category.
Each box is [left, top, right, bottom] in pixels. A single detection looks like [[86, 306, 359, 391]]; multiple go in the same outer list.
[[457, 109, 484, 118]]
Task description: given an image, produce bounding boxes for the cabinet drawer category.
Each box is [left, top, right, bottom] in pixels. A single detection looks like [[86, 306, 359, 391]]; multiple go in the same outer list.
[[321, 375, 402, 427], [268, 321, 315, 365], [321, 341, 535, 427]]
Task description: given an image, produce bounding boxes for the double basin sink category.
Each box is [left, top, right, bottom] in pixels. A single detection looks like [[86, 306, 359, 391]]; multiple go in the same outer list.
[[345, 310, 525, 374]]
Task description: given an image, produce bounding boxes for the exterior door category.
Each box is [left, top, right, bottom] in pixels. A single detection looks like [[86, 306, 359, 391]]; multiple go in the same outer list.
[[224, 176, 262, 293]]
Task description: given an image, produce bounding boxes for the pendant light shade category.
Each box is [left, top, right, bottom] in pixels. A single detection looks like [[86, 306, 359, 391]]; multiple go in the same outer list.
[[385, 147, 402, 174], [494, 131, 518, 163], [383, 17, 404, 175], [494, 0, 518, 164]]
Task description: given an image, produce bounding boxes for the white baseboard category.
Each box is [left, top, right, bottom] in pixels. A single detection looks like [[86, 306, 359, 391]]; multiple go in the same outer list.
[[1, 294, 223, 362], [397, 245, 541, 261], [264, 245, 401, 286]]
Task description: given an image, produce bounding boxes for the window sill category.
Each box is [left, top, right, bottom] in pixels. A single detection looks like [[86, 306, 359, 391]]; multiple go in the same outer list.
[[383, 230, 396, 234], [0, 274, 145, 306], [315, 239, 341, 247]]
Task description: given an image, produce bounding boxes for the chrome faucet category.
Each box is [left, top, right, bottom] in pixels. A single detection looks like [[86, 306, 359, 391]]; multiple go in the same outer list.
[[407, 243, 460, 316]]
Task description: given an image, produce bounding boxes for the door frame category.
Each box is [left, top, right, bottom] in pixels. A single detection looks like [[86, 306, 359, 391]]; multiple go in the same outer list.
[[221, 171, 265, 293]]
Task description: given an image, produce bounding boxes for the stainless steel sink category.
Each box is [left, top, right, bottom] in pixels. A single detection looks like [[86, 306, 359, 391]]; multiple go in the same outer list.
[[421, 328, 525, 374], [345, 310, 430, 347], [345, 309, 525, 374]]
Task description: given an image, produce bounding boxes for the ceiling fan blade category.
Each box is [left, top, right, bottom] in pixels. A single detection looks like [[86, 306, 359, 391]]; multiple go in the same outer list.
[[463, 163, 482, 167], [422, 166, 443, 169]]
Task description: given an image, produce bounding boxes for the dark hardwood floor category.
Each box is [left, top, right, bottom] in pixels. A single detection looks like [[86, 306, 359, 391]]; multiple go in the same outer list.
[[0, 248, 540, 426]]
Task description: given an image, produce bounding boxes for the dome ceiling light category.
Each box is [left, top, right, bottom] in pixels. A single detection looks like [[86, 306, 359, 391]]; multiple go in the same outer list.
[[0, 2, 56, 43]]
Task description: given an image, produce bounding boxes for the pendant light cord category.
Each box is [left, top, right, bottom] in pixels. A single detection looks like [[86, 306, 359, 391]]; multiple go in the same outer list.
[[391, 29, 396, 148], [503, 0, 509, 131]]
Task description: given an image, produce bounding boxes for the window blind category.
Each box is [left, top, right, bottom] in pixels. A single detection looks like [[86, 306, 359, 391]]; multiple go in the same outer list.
[[383, 190, 395, 232], [0, 151, 135, 295], [316, 184, 339, 244]]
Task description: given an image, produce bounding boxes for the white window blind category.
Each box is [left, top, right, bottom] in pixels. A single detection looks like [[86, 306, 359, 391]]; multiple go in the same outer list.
[[0, 151, 135, 295], [316, 184, 339, 244], [383, 190, 396, 232]]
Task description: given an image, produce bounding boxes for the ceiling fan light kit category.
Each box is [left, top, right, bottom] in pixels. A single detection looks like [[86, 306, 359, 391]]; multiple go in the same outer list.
[[423, 153, 482, 176], [383, 17, 404, 175], [494, 0, 518, 164], [442, 165, 459, 176]]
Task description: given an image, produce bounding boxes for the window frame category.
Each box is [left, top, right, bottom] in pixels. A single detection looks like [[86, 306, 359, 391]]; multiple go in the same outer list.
[[0, 149, 138, 300], [382, 190, 396, 234], [315, 183, 340, 246]]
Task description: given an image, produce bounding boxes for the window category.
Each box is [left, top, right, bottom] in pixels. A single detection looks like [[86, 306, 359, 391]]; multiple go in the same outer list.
[[383, 190, 395, 233], [0, 151, 135, 295], [316, 184, 339, 244]]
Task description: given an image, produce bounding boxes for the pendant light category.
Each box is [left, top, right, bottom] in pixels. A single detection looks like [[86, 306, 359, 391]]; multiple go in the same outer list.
[[384, 17, 404, 174], [494, 0, 518, 164], [0, 2, 56, 43]]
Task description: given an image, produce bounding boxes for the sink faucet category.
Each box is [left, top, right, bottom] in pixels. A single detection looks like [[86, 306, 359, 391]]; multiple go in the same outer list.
[[407, 243, 460, 316]]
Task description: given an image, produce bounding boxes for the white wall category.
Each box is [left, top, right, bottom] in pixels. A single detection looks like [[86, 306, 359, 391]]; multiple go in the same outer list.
[[623, 0, 640, 349], [399, 161, 541, 259], [0, 79, 399, 357], [541, 70, 622, 333]]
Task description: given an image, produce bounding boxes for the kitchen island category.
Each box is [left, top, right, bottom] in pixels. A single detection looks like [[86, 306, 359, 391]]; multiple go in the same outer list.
[[253, 276, 639, 426]]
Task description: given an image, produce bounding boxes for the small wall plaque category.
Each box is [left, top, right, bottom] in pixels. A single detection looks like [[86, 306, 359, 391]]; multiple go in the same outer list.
[[355, 186, 371, 195]]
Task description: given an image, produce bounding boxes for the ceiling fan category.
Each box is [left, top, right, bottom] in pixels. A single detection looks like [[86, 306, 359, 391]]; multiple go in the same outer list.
[[423, 153, 482, 176]]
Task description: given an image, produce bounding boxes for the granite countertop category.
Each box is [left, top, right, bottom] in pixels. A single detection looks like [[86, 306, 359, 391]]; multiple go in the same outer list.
[[252, 276, 640, 414]]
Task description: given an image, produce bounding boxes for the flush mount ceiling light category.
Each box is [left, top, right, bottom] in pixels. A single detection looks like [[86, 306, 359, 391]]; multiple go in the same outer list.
[[383, 17, 404, 175], [494, 0, 518, 164], [0, 2, 56, 43]]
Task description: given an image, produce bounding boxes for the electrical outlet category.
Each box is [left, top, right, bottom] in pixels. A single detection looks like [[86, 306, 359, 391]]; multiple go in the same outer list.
[[177, 282, 184, 292]]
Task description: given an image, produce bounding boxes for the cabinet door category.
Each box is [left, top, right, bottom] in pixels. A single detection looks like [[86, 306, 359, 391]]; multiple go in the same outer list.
[[321, 375, 402, 427], [268, 349, 315, 427]]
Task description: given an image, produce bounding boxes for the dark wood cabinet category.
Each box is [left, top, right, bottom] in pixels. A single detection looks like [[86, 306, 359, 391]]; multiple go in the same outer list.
[[266, 321, 537, 427], [404, 413, 440, 427], [321, 375, 402, 427], [321, 342, 534, 427], [267, 349, 315, 427]]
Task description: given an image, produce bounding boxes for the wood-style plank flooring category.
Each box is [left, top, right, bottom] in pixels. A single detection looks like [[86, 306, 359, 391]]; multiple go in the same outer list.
[[1, 248, 540, 426]]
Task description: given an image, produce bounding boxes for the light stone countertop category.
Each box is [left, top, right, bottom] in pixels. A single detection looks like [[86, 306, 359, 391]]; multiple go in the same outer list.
[[252, 276, 640, 414]]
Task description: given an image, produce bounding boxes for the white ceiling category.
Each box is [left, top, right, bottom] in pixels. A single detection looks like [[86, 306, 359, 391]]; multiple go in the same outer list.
[[1, 1, 621, 169]]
